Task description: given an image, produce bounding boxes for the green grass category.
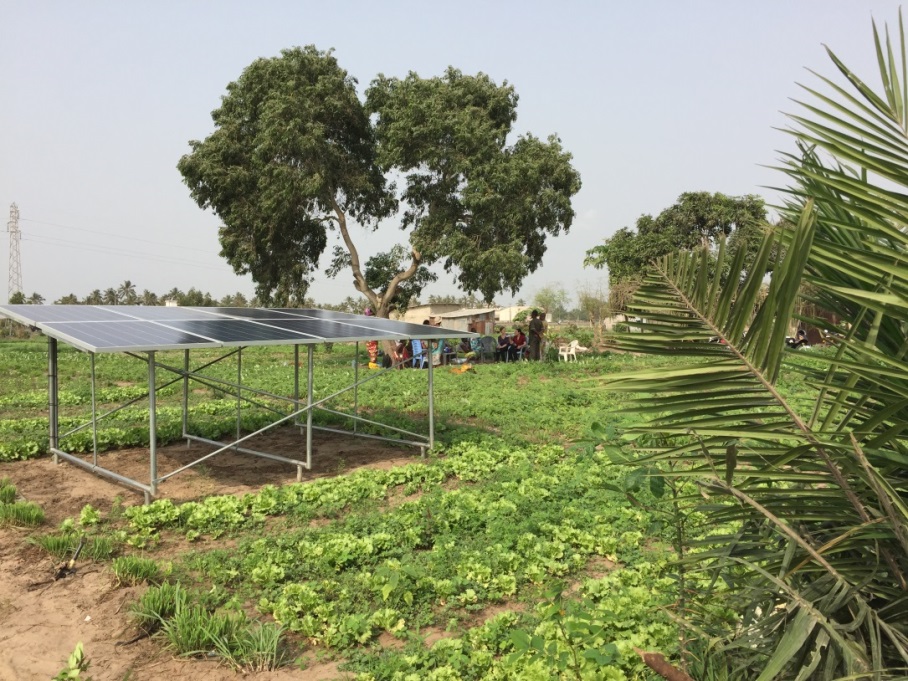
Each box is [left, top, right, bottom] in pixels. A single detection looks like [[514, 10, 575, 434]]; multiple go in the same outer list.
[[0, 480, 16, 504], [111, 555, 161, 586], [130, 581, 187, 634], [28, 533, 116, 560], [0, 501, 44, 527]]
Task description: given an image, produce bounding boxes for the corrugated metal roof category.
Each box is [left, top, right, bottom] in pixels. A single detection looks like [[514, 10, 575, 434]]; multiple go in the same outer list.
[[437, 307, 498, 318]]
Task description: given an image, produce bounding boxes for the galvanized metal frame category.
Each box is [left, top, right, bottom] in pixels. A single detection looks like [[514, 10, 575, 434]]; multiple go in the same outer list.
[[45, 340, 437, 502]]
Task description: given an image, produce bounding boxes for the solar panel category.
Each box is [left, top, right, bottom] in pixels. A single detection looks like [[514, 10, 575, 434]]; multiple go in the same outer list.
[[103, 306, 220, 321], [41, 320, 220, 352], [162, 319, 320, 344], [0, 305, 473, 353]]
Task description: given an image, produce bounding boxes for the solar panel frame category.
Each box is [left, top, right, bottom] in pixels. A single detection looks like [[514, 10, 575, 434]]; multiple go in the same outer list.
[[0, 305, 474, 353]]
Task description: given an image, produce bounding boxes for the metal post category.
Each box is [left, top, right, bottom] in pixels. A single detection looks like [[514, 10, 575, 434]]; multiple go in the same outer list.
[[353, 341, 359, 433], [427, 351, 435, 454], [90, 353, 98, 466], [48, 337, 58, 464], [293, 345, 300, 428], [148, 351, 157, 498], [182, 349, 189, 443], [306, 345, 314, 470], [236, 347, 242, 446]]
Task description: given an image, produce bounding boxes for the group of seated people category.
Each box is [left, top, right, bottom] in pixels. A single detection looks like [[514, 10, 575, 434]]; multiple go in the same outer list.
[[494, 326, 527, 361], [381, 325, 528, 368]]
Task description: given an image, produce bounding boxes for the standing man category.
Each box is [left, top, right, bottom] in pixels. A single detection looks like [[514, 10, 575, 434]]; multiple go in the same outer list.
[[528, 310, 544, 361]]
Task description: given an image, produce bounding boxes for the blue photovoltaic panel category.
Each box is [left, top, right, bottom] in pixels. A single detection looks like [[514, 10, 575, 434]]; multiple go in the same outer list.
[[102, 306, 220, 321], [344, 316, 458, 339], [0, 305, 473, 353], [190, 307, 302, 320], [273, 308, 364, 320], [262, 318, 403, 341], [162, 319, 319, 344], [41, 321, 219, 351], [0, 305, 128, 324]]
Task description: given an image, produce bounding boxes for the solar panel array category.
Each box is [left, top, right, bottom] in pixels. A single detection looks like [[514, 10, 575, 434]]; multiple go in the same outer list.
[[0, 305, 467, 354]]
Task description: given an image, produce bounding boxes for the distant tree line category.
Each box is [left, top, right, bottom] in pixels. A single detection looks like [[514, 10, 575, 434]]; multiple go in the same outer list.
[[7, 280, 370, 313]]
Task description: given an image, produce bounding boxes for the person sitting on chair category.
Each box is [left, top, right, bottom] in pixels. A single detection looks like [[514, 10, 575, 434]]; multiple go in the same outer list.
[[495, 327, 512, 362], [511, 327, 527, 360]]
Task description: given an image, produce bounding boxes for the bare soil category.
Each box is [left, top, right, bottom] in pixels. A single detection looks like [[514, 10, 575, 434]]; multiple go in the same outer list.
[[0, 427, 420, 680]]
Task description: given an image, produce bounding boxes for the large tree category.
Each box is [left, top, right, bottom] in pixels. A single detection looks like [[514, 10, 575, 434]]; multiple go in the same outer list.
[[584, 192, 767, 307], [178, 46, 581, 316]]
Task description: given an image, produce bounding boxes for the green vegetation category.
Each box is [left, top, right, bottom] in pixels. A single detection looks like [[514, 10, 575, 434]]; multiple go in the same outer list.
[[0, 500, 44, 527], [3, 15, 906, 679], [111, 555, 162, 586], [178, 46, 580, 309], [600, 14, 908, 678], [54, 642, 91, 681]]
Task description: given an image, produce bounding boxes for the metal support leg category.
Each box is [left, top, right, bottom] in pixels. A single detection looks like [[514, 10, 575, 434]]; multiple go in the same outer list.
[[48, 337, 58, 464], [306, 345, 313, 470], [90, 353, 98, 466], [148, 351, 157, 498], [182, 349, 189, 445], [236, 347, 242, 446], [427, 354, 434, 455], [353, 341, 359, 434], [293, 345, 300, 427]]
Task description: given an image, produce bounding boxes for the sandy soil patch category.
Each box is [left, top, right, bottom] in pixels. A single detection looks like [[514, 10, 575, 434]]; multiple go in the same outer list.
[[0, 427, 420, 680]]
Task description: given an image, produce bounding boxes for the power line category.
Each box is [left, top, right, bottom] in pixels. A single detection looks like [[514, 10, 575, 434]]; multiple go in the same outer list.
[[19, 216, 214, 254], [19, 233, 230, 272]]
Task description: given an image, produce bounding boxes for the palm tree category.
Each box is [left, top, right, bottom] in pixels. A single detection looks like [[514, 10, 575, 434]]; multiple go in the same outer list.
[[102, 288, 118, 305], [55, 294, 80, 304], [140, 289, 159, 306], [117, 280, 137, 305], [164, 288, 183, 306], [603, 15, 908, 678], [84, 289, 102, 305], [26, 292, 45, 305]]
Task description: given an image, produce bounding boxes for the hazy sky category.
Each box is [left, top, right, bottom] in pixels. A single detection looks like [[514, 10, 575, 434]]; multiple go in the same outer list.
[[1, 1, 903, 306]]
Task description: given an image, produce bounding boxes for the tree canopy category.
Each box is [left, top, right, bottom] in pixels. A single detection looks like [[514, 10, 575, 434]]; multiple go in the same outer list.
[[178, 46, 581, 316], [584, 192, 767, 300]]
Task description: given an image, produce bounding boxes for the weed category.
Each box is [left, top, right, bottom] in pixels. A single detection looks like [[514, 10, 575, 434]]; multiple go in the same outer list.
[[130, 582, 186, 633], [28, 533, 116, 560], [53, 641, 91, 680], [0, 480, 16, 504], [0, 501, 44, 527], [214, 620, 288, 672], [111, 556, 161, 586], [161, 604, 245, 656]]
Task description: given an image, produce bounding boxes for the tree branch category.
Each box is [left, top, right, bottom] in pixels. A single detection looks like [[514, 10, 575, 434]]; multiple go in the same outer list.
[[381, 248, 422, 315], [331, 195, 378, 310]]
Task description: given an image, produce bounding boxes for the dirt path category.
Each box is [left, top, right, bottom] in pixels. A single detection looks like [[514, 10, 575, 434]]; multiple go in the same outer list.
[[0, 428, 419, 680]]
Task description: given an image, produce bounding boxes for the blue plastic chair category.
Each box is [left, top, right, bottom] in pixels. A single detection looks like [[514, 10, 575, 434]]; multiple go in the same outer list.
[[410, 339, 429, 368]]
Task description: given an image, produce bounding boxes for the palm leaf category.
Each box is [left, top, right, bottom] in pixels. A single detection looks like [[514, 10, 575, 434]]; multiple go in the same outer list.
[[601, 11, 908, 677]]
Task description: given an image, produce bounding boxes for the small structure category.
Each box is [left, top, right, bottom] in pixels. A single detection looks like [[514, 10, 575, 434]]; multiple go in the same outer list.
[[392, 303, 460, 325], [496, 305, 531, 323], [437, 307, 497, 335]]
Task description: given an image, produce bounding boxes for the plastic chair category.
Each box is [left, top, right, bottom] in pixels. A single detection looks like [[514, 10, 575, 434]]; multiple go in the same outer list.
[[558, 340, 589, 362], [410, 339, 429, 368], [479, 336, 497, 362]]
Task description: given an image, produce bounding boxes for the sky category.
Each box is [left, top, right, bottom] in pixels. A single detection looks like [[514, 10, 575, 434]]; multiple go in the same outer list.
[[1, 1, 904, 308]]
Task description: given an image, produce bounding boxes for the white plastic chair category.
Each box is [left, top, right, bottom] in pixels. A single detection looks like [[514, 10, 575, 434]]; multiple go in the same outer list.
[[558, 340, 589, 362]]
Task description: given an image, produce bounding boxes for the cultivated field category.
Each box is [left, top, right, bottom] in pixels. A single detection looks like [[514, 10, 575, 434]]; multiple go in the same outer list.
[[0, 339, 818, 679]]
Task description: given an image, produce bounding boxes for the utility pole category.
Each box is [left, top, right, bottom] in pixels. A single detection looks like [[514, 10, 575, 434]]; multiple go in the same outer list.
[[8, 203, 22, 302]]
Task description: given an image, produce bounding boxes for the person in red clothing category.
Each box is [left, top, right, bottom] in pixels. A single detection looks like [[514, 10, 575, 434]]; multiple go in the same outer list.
[[510, 327, 527, 360]]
